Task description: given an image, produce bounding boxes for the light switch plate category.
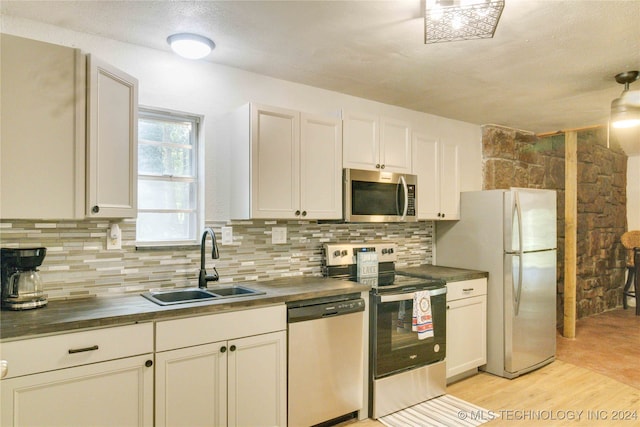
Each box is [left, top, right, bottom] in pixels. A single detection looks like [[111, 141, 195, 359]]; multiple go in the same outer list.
[[222, 226, 233, 244], [272, 227, 287, 244]]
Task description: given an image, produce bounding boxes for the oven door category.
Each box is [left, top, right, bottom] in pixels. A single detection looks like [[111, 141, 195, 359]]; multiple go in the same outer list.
[[371, 288, 446, 378]]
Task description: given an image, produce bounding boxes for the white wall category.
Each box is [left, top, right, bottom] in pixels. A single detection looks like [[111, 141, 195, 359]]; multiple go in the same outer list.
[[1, 15, 483, 221], [628, 155, 640, 230]]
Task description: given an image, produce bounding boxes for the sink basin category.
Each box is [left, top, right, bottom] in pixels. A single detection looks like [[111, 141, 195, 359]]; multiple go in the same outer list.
[[141, 288, 218, 305], [210, 285, 264, 297], [142, 285, 264, 306]]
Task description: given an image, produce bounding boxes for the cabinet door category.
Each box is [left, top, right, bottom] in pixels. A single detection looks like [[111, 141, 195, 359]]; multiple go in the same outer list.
[[300, 113, 343, 219], [439, 140, 460, 220], [228, 331, 287, 427], [0, 35, 85, 219], [251, 105, 300, 219], [380, 118, 412, 173], [0, 354, 153, 427], [87, 55, 138, 218], [446, 295, 487, 379], [342, 111, 379, 171], [155, 343, 227, 427], [413, 133, 440, 220]]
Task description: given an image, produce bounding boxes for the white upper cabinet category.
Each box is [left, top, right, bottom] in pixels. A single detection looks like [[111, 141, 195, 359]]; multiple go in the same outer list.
[[299, 113, 343, 219], [0, 35, 138, 220], [86, 55, 139, 218], [229, 103, 342, 220], [343, 111, 411, 173], [0, 35, 86, 219], [413, 133, 460, 220]]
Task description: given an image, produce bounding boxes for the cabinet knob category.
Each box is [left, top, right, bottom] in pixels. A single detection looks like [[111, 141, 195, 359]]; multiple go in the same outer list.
[[145, 360, 153, 368], [441, 213, 445, 218], [220, 346, 227, 353], [381, 164, 385, 169], [375, 164, 381, 169], [301, 211, 307, 217], [92, 205, 100, 214], [229, 345, 237, 352], [295, 210, 301, 216]]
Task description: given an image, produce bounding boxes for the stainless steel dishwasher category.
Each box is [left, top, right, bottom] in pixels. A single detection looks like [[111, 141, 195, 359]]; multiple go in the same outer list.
[[287, 293, 366, 426]]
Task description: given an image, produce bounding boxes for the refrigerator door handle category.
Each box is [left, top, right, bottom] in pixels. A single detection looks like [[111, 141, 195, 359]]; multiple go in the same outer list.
[[513, 253, 523, 316], [514, 190, 524, 254]]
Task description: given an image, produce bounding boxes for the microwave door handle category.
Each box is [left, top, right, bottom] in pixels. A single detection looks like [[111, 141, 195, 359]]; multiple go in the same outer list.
[[398, 175, 408, 220]]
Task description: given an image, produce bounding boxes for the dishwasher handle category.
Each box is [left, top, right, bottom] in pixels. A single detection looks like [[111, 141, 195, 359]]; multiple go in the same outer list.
[[288, 298, 365, 323]]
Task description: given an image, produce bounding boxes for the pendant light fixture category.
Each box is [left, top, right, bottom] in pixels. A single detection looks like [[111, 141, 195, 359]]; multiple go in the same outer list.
[[167, 33, 215, 60], [425, 0, 505, 44], [610, 71, 640, 129]]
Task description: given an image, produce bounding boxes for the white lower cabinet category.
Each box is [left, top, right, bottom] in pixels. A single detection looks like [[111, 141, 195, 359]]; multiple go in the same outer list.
[[446, 278, 487, 382], [155, 305, 287, 427], [0, 323, 154, 427]]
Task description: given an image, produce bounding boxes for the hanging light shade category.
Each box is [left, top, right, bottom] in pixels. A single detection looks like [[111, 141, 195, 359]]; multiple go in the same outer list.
[[167, 33, 215, 60], [425, 0, 505, 44], [610, 71, 640, 129]]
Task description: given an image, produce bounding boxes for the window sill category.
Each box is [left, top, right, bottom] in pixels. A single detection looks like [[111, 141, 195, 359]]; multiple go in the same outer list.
[[135, 242, 199, 251]]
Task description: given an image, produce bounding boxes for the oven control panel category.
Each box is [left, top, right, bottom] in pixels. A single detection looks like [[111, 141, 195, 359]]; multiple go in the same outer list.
[[323, 243, 397, 266]]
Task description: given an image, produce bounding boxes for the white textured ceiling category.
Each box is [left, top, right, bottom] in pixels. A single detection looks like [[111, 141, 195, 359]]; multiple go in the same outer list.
[[2, 0, 640, 135]]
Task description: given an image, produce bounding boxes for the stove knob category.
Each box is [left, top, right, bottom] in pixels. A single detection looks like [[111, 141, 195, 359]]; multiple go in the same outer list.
[[388, 248, 394, 254], [381, 248, 388, 254], [341, 250, 348, 256], [333, 250, 341, 257]]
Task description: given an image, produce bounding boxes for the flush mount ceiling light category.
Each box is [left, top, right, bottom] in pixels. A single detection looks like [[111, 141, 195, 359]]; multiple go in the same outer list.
[[425, 0, 505, 44], [611, 71, 640, 129], [167, 33, 215, 60]]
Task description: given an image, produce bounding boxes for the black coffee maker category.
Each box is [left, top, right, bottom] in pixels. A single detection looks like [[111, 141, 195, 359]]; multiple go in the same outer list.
[[1, 247, 48, 310]]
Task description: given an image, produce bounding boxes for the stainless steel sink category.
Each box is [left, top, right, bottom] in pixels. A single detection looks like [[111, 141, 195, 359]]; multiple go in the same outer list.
[[210, 285, 264, 297], [141, 288, 218, 305], [142, 285, 264, 306]]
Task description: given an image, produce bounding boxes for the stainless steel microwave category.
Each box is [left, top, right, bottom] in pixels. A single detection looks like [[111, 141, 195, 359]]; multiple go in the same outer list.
[[343, 168, 417, 222]]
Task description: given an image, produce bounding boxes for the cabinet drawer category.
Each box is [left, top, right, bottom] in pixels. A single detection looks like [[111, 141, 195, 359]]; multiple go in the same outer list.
[[0, 323, 153, 379], [446, 278, 487, 301], [156, 304, 287, 352]]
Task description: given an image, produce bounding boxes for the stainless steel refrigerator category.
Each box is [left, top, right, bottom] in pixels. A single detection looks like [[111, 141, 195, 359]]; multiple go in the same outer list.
[[436, 188, 557, 379]]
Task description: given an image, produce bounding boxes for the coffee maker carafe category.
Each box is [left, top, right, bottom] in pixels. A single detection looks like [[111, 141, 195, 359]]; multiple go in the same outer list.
[[1, 247, 48, 310]]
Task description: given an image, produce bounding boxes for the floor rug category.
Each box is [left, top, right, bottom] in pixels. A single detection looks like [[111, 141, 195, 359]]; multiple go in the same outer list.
[[379, 394, 492, 427]]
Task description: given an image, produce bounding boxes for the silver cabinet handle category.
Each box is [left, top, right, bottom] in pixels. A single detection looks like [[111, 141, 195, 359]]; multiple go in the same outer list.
[[68, 345, 99, 354], [1, 360, 7, 379]]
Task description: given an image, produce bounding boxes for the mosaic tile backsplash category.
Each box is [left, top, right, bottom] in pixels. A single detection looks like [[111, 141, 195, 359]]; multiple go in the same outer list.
[[0, 219, 434, 300]]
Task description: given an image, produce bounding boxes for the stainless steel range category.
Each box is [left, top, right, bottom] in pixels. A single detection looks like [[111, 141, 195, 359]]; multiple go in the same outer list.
[[323, 242, 447, 419]]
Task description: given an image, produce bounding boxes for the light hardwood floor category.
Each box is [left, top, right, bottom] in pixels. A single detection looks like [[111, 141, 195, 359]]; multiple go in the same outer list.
[[351, 308, 640, 426]]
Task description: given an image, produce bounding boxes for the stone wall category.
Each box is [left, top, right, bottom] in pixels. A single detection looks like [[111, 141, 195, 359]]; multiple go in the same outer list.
[[482, 125, 627, 323]]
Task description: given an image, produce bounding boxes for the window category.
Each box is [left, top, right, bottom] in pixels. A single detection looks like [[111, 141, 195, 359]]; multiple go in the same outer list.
[[136, 108, 202, 245]]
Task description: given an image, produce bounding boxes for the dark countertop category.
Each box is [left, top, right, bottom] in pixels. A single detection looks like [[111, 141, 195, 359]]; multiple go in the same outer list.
[[0, 277, 369, 341], [397, 265, 488, 282]]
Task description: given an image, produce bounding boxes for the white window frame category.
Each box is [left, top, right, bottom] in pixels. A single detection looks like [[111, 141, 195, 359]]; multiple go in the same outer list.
[[136, 107, 204, 247]]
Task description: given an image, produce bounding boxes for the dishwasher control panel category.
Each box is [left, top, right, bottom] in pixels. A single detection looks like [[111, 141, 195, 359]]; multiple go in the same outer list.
[[287, 297, 365, 323]]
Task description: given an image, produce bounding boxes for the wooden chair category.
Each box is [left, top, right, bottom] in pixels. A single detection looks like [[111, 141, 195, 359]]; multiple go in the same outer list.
[[621, 231, 640, 315]]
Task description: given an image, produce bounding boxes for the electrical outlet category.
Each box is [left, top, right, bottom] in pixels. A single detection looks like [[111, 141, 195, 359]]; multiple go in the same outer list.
[[107, 223, 122, 250], [272, 227, 287, 244], [222, 226, 233, 244]]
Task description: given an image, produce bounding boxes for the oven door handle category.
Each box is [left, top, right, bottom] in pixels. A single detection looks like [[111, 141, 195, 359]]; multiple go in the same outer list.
[[376, 287, 446, 303]]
